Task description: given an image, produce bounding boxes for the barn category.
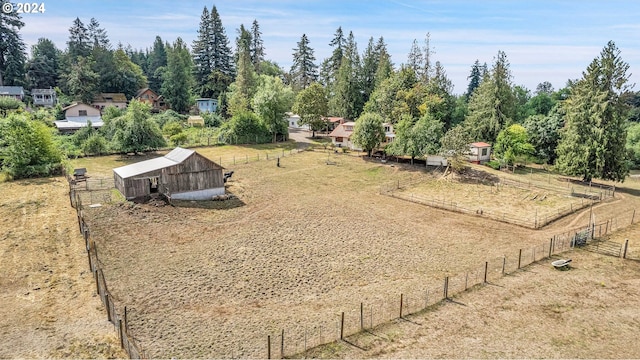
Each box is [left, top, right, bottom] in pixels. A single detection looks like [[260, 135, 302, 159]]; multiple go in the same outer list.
[[113, 147, 225, 201]]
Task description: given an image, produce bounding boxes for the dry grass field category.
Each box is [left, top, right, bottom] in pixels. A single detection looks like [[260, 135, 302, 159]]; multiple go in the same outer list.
[[77, 149, 640, 358], [309, 248, 640, 359], [0, 177, 125, 358]]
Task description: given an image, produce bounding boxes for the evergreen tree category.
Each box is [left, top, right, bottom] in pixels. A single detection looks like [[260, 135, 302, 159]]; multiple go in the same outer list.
[[67, 17, 91, 59], [0, 1, 26, 86], [328, 27, 345, 81], [27, 38, 61, 89], [374, 38, 393, 88], [463, 50, 516, 143], [192, 6, 213, 97], [290, 34, 318, 92], [406, 39, 423, 78], [556, 41, 631, 182], [360, 37, 379, 106], [465, 60, 483, 99], [63, 56, 99, 104], [146, 36, 167, 92], [330, 31, 362, 119], [87, 17, 110, 49], [228, 25, 256, 115], [210, 6, 234, 79], [250, 19, 265, 73], [161, 37, 194, 113], [90, 44, 116, 93], [421, 33, 434, 84], [535, 81, 554, 95]]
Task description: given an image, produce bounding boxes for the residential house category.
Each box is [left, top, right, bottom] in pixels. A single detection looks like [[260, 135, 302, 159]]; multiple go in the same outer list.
[[329, 121, 396, 151], [329, 121, 361, 150], [380, 123, 395, 147], [196, 98, 217, 113], [134, 88, 167, 111], [323, 116, 345, 132], [31, 88, 57, 107], [113, 147, 225, 200], [54, 103, 103, 134], [92, 92, 127, 110], [0, 86, 24, 100], [468, 142, 492, 164]]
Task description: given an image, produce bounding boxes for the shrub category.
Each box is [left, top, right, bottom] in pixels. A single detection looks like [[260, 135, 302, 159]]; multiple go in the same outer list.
[[485, 160, 501, 170]]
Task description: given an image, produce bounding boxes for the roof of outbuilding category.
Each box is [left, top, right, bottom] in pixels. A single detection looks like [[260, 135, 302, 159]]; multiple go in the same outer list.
[[0, 86, 24, 95], [93, 92, 127, 103], [113, 147, 195, 178], [328, 122, 356, 138], [470, 142, 491, 148]]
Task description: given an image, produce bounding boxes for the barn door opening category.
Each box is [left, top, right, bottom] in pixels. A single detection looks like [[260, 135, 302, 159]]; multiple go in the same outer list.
[[149, 177, 159, 193]]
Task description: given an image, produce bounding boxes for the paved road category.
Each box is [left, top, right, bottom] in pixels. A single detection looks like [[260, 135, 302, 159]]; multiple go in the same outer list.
[[287, 127, 318, 149]]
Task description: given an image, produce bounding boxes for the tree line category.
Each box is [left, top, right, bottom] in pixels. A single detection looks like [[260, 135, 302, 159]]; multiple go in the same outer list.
[[0, 0, 639, 182]]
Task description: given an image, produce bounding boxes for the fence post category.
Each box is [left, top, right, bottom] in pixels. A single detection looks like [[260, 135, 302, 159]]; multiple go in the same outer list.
[[518, 249, 522, 269], [119, 319, 124, 349], [87, 247, 92, 270], [549, 238, 553, 258], [360, 303, 364, 330], [502, 257, 506, 275], [280, 329, 284, 359], [633, 209, 636, 224], [94, 269, 99, 295], [623, 239, 629, 259], [105, 294, 111, 322], [399, 294, 403, 318], [444, 277, 449, 299], [484, 262, 488, 283], [340, 312, 344, 340], [267, 335, 271, 359]]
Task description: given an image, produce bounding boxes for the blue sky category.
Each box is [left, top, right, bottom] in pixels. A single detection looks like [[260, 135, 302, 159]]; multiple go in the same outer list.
[[19, 0, 640, 94]]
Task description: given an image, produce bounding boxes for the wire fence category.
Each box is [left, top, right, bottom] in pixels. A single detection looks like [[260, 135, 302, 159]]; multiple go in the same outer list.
[[268, 215, 637, 359], [65, 172, 147, 359], [62, 166, 636, 359], [380, 177, 615, 229]]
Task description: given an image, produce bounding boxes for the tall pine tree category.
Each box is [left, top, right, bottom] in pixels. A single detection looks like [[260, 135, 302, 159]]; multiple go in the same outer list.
[[67, 18, 91, 59], [162, 38, 194, 113], [26, 38, 60, 88], [87, 18, 110, 49], [556, 41, 631, 182], [0, 1, 26, 86], [250, 19, 265, 73], [146, 36, 167, 92], [290, 34, 318, 92], [192, 7, 213, 97]]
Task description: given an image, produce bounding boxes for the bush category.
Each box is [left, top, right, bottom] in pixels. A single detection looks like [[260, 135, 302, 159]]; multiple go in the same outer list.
[[485, 160, 501, 170]]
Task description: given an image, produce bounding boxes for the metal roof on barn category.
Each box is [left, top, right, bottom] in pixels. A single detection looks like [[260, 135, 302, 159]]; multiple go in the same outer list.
[[113, 147, 195, 179]]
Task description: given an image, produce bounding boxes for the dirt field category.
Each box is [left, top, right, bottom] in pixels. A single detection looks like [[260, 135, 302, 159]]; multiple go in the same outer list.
[[0, 178, 125, 358], [312, 249, 640, 358], [80, 150, 640, 358]]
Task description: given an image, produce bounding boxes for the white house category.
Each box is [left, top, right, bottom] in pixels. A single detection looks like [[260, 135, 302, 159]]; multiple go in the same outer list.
[[286, 113, 309, 129], [54, 103, 103, 134], [328, 121, 361, 150], [468, 142, 492, 164]]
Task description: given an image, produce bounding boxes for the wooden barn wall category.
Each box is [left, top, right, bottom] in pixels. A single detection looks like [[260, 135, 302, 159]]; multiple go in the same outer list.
[[161, 154, 224, 193], [118, 169, 163, 199]]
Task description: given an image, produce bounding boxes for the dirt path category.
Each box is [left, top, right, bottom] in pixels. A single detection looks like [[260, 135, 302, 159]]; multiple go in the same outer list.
[[0, 177, 125, 358]]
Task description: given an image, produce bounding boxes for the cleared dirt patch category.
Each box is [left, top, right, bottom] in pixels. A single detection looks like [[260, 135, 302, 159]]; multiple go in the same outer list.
[[82, 150, 640, 358], [0, 177, 125, 358]]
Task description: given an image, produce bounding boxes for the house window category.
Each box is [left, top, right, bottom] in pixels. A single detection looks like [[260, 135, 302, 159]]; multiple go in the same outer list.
[[336, 137, 343, 142], [481, 148, 488, 156], [384, 126, 391, 132], [78, 110, 87, 116]]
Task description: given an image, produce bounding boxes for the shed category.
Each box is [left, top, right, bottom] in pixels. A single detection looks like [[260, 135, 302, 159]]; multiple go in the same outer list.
[[113, 147, 225, 200], [468, 142, 492, 164]]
